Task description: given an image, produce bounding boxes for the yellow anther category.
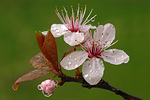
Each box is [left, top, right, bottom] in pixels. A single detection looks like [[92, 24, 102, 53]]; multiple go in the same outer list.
[[103, 44, 105, 45], [76, 9, 78, 11], [80, 11, 83, 13], [106, 33, 108, 35], [106, 56, 108, 57], [113, 51, 115, 53], [84, 33, 86, 35], [81, 8, 83, 10], [98, 39, 100, 41], [76, 17, 78, 19], [56, 10, 59, 13], [112, 26, 114, 28], [61, 10, 63, 12], [98, 22, 100, 25], [78, 4, 80, 6], [70, 17, 73, 19], [63, 6, 65, 8], [95, 30, 97, 32], [85, 5, 87, 7], [101, 33, 103, 35], [56, 6, 57, 8], [91, 8, 93, 10], [105, 41, 107, 43], [71, 5, 73, 8]]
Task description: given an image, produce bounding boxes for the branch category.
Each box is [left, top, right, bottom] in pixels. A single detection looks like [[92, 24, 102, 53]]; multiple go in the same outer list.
[[59, 74, 143, 100]]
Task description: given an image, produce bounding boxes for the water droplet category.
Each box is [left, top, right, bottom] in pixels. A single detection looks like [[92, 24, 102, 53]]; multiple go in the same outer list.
[[42, 91, 52, 97], [74, 58, 77, 60], [69, 55, 72, 57], [121, 55, 124, 57], [114, 60, 117, 62], [91, 18, 95, 22], [84, 74, 88, 78], [65, 66, 69, 69], [98, 67, 101, 70], [90, 70, 92, 73], [91, 72, 94, 75], [55, 30, 60, 33], [37, 85, 42, 90], [68, 62, 71, 65], [89, 78, 91, 80], [89, 65, 91, 67], [75, 64, 78, 68]]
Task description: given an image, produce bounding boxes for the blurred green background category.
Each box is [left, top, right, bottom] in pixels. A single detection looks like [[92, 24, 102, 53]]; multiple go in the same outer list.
[[0, 0, 149, 100]]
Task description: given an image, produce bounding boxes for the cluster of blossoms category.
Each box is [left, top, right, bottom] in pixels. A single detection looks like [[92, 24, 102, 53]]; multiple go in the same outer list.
[[39, 4, 129, 96]]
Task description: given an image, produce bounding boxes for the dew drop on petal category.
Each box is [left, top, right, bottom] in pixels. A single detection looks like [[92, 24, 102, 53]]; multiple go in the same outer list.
[[114, 60, 117, 62], [65, 65, 69, 69], [55, 30, 60, 33], [84, 74, 89, 78], [42, 91, 52, 97], [69, 55, 72, 58], [90, 70, 92, 73], [74, 58, 77, 60], [89, 78, 91, 80], [91, 18, 95, 22], [68, 62, 71, 65], [75, 64, 78, 68], [121, 55, 124, 58]]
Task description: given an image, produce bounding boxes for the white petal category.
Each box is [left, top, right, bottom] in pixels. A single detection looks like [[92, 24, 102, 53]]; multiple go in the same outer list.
[[94, 25, 103, 41], [50, 24, 68, 37], [82, 58, 105, 85], [80, 24, 96, 32], [60, 51, 88, 70], [42, 31, 48, 36], [64, 31, 85, 46], [97, 23, 115, 47], [101, 49, 129, 65]]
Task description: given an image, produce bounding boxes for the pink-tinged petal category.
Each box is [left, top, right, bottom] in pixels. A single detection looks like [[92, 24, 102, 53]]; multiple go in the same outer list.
[[101, 49, 129, 65], [94, 25, 103, 42], [80, 24, 96, 32], [82, 58, 105, 85], [100, 23, 115, 47], [64, 31, 85, 46], [83, 33, 93, 48], [60, 51, 88, 70], [50, 24, 68, 37]]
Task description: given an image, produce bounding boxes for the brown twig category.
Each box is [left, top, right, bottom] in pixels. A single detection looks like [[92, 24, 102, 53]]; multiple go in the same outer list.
[[59, 74, 143, 100]]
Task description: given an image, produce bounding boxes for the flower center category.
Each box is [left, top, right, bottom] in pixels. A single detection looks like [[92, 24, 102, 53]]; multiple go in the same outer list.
[[87, 45, 101, 58]]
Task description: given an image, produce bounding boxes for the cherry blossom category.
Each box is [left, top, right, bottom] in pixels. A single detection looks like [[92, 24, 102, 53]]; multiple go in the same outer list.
[[43, 4, 97, 46], [37, 79, 58, 97], [60, 23, 129, 85]]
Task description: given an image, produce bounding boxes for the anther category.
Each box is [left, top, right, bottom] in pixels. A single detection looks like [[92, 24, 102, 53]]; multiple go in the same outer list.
[[91, 8, 93, 11], [85, 5, 87, 7], [71, 5, 73, 8], [61, 10, 63, 12], [101, 33, 103, 35], [106, 33, 108, 35], [105, 41, 107, 43], [98, 22, 100, 25], [112, 26, 114, 28], [78, 4, 80, 6]]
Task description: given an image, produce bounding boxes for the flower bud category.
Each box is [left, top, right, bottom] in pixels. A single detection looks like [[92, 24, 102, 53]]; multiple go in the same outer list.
[[38, 79, 58, 97]]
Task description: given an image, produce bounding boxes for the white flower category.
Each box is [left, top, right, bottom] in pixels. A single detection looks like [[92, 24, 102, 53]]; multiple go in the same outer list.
[[43, 4, 97, 46], [60, 23, 129, 85]]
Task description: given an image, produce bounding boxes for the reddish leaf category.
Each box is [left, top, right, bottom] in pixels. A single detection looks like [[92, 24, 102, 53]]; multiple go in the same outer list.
[[35, 30, 58, 71], [13, 69, 51, 90]]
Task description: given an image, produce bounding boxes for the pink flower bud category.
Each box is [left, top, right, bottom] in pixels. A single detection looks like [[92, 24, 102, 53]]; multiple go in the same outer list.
[[38, 79, 58, 97]]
